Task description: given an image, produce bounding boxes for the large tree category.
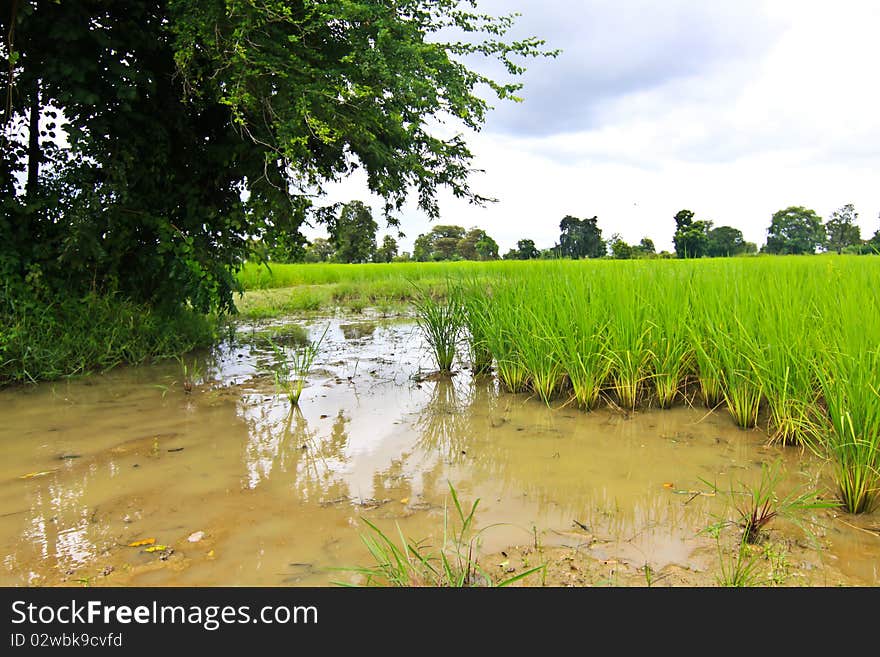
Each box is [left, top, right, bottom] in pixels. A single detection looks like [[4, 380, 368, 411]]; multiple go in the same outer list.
[[413, 224, 466, 261], [1, 1, 555, 313], [635, 237, 655, 256], [457, 227, 498, 261], [303, 237, 335, 263], [503, 238, 539, 260], [328, 201, 378, 263], [870, 216, 880, 253], [672, 210, 711, 258], [764, 206, 825, 255], [707, 225, 749, 257], [374, 235, 399, 263], [609, 236, 634, 259], [825, 204, 861, 254], [558, 215, 605, 259]]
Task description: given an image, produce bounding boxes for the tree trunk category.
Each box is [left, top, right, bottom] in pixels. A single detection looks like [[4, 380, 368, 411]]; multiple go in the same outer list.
[[3, 0, 19, 128], [26, 80, 39, 198]]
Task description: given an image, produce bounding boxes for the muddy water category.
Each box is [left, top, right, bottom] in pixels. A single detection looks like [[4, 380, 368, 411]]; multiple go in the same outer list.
[[1, 314, 878, 587]]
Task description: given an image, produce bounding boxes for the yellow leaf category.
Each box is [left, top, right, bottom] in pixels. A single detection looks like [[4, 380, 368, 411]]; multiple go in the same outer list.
[[662, 482, 674, 488], [144, 545, 169, 553], [127, 538, 156, 547], [19, 470, 56, 479], [207, 550, 215, 559], [400, 498, 409, 504]]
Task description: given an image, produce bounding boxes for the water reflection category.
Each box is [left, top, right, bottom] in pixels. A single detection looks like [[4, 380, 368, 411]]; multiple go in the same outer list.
[[413, 378, 470, 464], [1, 315, 877, 586], [340, 322, 377, 341], [405, 373, 774, 559], [11, 471, 104, 582], [292, 410, 351, 504], [235, 394, 353, 504]]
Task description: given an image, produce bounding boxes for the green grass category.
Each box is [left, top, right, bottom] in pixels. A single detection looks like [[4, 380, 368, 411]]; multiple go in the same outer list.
[[234, 287, 334, 319], [11, 256, 880, 519], [716, 537, 763, 587], [704, 459, 838, 544], [413, 286, 464, 374], [241, 257, 880, 515], [296, 255, 880, 514], [237, 260, 520, 290], [267, 325, 329, 405], [336, 482, 546, 587], [0, 290, 217, 385]]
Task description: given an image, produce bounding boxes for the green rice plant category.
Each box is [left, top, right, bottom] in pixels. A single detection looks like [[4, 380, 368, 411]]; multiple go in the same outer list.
[[758, 350, 820, 446], [556, 318, 610, 411], [751, 282, 824, 446], [604, 291, 651, 411], [237, 260, 511, 291], [516, 308, 565, 405], [712, 322, 764, 429], [337, 482, 546, 587], [692, 343, 724, 408], [494, 350, 530, 394], [175, 355, 203, 393], [481, 285, 530, 393], [413, 286, 463, 374], [646, 282, 693, 409], [705, 460, 838, 544], [721, 369, 763, 429], [542, 274, 610, 410], [816, 348, 880, 514], [687, 279, 727, 409], [647, 331, 692, 409], [267, 325, 328, 405], [521, 334, 564, 405], [716, 536, 762, 587], [455, 284, 494, 376]]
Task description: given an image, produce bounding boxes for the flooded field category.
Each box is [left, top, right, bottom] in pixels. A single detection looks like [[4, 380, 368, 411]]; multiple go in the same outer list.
[[1, 313, 878, 587]]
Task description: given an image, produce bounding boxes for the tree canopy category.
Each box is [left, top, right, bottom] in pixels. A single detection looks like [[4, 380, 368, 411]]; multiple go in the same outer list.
[[558, 215, 605, 259], [503, 238, 539, 260], [764, 206, 825, 255], [303, 237, 335, 263], [672, 210, 711, 258], [374, 235, 399, 263], [1, 1, 555, 313], [413, 224, 499, 261], [706, 225, 755, 257], [328, 201, 377, 263], [825, 204, 861, 254]]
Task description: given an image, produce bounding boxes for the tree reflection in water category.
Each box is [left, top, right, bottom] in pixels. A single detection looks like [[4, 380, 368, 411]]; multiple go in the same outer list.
[[237, 395, 351, 503]]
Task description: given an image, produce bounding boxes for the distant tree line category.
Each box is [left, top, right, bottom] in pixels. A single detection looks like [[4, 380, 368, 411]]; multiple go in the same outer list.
[[670, 203, 879, 258], [263, 201, 880, 264]]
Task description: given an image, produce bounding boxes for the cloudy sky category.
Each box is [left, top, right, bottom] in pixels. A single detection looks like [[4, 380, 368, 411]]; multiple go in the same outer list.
[[311, 0, 880, 254]]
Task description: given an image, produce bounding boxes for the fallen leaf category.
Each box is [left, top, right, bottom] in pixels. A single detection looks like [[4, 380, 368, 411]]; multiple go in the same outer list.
[[19, 470, 56, 479], [144, 545, 169, 553], [127, 538, 156, 547], [207, 550, 215, 559], [400, 498, 409, 505], [662, 482, 674, 488]]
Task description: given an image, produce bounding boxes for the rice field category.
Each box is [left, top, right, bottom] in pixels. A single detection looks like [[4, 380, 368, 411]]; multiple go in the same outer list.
[[241, 255, 880, 515]]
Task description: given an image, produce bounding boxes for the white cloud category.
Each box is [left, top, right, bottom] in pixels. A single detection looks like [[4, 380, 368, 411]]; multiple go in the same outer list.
[[307, 0, 880, 253]]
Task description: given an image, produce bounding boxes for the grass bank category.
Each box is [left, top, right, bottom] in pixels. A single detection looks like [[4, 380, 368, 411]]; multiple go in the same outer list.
[[0, 290, 218, 386]]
